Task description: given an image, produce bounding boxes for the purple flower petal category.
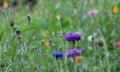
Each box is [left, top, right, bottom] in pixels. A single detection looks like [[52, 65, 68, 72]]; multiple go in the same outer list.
[[65, 32, 81, 42], [115, 42, 120, 47], [88, 10, 99, 16], [76, 49, 84, 56], [74, 32, 81, 41], [65, 32, 73, 42], [66, 49, 75, 57]]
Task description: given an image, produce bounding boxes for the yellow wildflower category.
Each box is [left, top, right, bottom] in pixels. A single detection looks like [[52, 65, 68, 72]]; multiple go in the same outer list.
[[60, 69, 64, 72], [112, 6, 118, 14], [89, 0, 94, 4]]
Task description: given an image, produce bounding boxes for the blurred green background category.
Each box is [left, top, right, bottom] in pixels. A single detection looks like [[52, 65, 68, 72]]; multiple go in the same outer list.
[[0, 0, 120, 72]]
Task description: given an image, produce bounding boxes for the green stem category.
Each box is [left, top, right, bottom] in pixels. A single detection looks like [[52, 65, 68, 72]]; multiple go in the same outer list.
[[55, 59, 59, 72], [27, 13, 31, 59], [97, 29, 111, 72]]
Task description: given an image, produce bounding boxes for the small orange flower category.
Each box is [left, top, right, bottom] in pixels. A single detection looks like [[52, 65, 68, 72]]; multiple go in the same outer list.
[[75, 56, 84, 63], [89, 0, 94, 4], [44, 40, 49, 47], [3, 1, 8, 8], [112, 6, 118, 14], [38, 0, 42, 4]]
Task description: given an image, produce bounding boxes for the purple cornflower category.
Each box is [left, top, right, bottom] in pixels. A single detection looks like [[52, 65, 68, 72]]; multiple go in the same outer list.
[[16, 30, 21, 39], [65, 32, 81, 42], [88, 10, 99, 16], [76, 49, 84, 56], [66, 49, 84, 57], [66, 49, 75, 57], [52, 52, 63, 59]]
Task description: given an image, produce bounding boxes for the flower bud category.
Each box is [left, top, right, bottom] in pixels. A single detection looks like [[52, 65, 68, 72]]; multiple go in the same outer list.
[[10, 20, 14, 27], [16, 30, 21, 39]]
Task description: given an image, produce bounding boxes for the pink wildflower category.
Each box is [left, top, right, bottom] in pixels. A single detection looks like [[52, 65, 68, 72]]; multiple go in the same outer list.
[[88, 10, 99, 16], [115, 42, 120, 47]]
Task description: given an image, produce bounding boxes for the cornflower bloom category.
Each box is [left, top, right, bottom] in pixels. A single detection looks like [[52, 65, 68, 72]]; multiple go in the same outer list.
[[65, 32, 81, 42], [52, 52, 63, 59], [76, 49, 84, 56], [66, 49, 84, 58], [66, 49, 75, 57]]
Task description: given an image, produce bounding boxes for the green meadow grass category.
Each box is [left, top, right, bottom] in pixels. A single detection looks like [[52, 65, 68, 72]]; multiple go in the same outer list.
[[0, 0, 120, 72]]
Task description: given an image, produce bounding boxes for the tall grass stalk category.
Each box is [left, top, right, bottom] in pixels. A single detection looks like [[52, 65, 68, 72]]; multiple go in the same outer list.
[[97, 29, 111, 72], [27, 14, 31, 55]]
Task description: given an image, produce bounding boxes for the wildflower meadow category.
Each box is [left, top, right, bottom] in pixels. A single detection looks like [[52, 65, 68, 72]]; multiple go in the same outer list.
[[0, 0, 120, 72]]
